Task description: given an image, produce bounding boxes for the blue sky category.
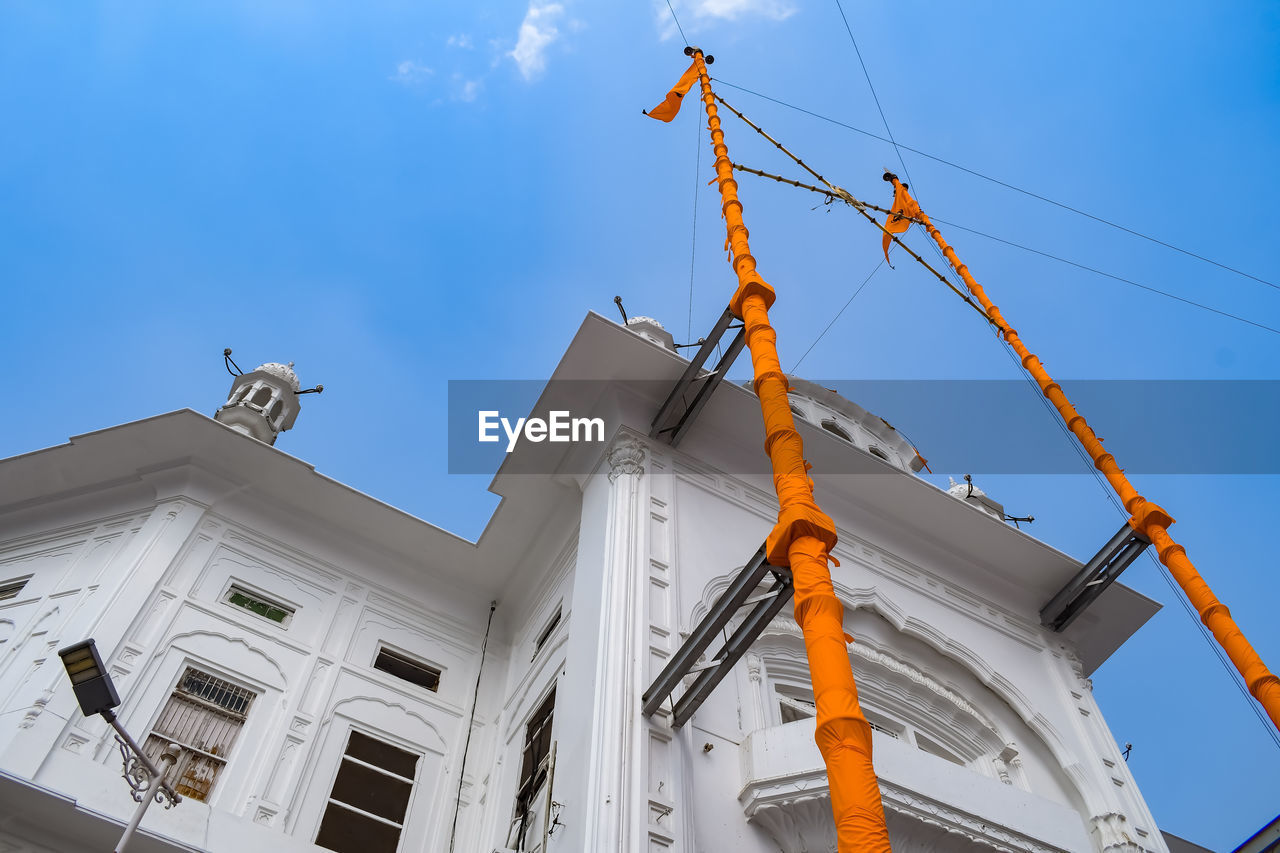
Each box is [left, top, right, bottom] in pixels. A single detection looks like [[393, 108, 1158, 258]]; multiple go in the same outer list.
[[2, 1, 1278, 847]]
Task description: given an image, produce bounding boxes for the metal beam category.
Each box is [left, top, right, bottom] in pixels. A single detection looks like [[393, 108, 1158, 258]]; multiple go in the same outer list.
[[672, 574, 793, 729], [1040, 522, 1151, 632], [641, 545, 772, 717], [650, 306, 746, 447]]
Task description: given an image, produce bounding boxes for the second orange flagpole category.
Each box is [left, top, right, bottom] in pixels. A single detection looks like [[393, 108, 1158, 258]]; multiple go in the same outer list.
[[689, 47, 892, 851], [883, 172, 1280, 733]]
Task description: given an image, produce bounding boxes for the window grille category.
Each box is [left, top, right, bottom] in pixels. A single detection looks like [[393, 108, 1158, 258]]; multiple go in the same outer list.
[[143, 668, 256, 802], [223, 584, 293, 625], [316, 730, 420, 853], [0, 576, 30, 601], [507, 688, 555, 852], [373, 646, 440, 692]]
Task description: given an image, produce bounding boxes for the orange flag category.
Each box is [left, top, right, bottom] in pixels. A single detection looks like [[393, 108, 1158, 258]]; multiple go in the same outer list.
[[881, 182, 921, 264], [646, 61, 699, 122]]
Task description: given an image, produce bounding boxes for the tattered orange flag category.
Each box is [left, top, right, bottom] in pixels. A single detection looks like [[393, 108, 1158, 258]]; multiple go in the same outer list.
[[881, 181, 921, 264], [645, 61, 699, 122]]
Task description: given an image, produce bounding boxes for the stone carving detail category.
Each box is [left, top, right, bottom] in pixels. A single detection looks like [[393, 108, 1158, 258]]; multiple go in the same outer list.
[[1090, 813, 1154, 853], [994, 744, 1019, 786], [62, 733, 90, 754], [745, 653, 762, 683], [607, 435, 646, 482]]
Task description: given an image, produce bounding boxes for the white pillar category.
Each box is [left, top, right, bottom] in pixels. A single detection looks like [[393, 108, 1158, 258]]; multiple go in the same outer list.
[[555, 432, 649, 852]]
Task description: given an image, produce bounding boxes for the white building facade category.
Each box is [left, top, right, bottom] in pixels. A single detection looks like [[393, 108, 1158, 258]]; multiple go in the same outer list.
[[0, 313, 1165, 853]]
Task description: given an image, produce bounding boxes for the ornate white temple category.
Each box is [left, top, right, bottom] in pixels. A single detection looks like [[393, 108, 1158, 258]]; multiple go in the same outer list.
[[0, 312, 1165, 852]]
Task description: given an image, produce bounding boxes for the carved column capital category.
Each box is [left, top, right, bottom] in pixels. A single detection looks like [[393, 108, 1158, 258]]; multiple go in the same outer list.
[[607, 434, 646, 483]]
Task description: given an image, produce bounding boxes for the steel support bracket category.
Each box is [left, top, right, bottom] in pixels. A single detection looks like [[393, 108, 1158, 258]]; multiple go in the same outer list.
[[1040, 521, 1151, 632], [649, 306, 747, 447], [641, 544, 792, 727]]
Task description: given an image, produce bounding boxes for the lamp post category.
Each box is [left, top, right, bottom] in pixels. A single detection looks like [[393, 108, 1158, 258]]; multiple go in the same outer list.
[[57, 640, 183, 853]]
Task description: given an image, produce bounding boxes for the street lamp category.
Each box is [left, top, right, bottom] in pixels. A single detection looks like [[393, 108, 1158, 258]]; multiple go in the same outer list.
[[57, 639, 183, 853]]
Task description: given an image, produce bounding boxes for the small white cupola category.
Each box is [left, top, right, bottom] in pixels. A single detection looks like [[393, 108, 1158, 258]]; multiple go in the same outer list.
[[215, 350, 321, 445], [626, 315, 677, 352], [948, 475, 1005, 521]]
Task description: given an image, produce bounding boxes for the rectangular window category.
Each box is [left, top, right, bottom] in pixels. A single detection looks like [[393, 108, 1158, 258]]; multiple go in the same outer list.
[[373, 646, 440, 692], [778, 695, 815, 724], [143, 668, 256, 802], [316, 730, 420, 853], [0, 576, 31, 601], [532, 608, 561, 658], [508, 688, 555, 851], [223, 584, 293, 625]]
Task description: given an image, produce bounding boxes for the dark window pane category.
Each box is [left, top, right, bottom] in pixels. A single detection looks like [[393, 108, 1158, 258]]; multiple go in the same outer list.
[[345, 731, 419, 780], [315, 803, 402, 853], [330, 759, 412, 823], [373, 649, 440, 692], [517, 689, 555, 800], [535, 609, 561, 652], [0, 577, 29, 601]]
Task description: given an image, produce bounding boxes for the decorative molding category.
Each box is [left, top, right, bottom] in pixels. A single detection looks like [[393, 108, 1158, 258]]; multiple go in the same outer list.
[[19, 688, 54, 729], [158, 629, 290, 689], [329, 695, 447, 753], [62, 733, 91, 754], [1090, 813, 1156, 853], [607, 435, 646, 482]]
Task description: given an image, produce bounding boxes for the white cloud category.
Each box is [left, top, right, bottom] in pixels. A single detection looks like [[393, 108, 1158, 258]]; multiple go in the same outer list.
[[509, 1, 565, 80], [696, 0, 795, 20], [390, 60, 434, 85], [447, 33, 473, 49], [453, 74, 484, 103], [656, 0, 795, 40]]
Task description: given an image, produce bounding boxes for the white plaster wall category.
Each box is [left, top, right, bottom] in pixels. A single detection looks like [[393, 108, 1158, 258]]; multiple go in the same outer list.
[[627, 448, 1170, 853], [0, 478, 522, 853]]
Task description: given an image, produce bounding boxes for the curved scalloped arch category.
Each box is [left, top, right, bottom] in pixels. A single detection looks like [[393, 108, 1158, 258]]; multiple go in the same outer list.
[[689, 569, 1103, 815]]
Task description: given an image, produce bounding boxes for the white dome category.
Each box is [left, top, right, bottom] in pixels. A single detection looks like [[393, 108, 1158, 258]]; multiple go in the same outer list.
[[255, 362, 301, 392]]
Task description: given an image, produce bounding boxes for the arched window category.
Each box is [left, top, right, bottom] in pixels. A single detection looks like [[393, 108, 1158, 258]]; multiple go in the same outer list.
[[790, 404, 806, 421], [868, 446, 891, 462], [821, 419, 852, 442], [251, 387, 273, 408]]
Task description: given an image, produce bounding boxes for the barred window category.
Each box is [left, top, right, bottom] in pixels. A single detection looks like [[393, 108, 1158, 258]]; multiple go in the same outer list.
[[316, 730, 420, 853], [143, 668, 256, 802]]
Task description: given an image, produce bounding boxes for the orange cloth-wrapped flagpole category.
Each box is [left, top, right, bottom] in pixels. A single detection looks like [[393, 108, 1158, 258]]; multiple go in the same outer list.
[[687, 49, 892, 850], [883, 173, 1280, 733]]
